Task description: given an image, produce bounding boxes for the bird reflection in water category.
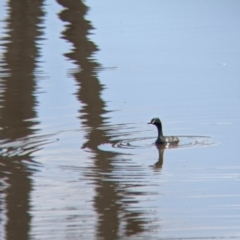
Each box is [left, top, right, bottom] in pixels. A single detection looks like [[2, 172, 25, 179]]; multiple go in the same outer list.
[[152, 143, 178, 169]]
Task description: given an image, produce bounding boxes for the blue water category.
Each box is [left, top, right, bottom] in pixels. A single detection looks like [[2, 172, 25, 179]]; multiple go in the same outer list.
[[0, 1, 240, 239]]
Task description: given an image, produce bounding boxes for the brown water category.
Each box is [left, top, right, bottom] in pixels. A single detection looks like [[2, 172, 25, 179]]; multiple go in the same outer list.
[[0, 1, 240, 239]]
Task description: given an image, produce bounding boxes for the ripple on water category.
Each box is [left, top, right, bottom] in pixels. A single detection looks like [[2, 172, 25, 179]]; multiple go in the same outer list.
[[0, 132, 57, 158], [98, 136, 215, 152]]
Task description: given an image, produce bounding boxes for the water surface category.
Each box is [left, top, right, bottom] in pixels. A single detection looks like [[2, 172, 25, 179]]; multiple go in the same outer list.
[[0, 1, 240, 239]]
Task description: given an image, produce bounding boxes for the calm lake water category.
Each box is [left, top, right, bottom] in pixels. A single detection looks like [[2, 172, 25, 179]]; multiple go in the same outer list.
[[0, 1, 240, 239]]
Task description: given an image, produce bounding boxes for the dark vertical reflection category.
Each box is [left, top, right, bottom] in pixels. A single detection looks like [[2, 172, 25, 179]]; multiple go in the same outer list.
[[0, 1, 44, 240], [153, 147, 165, 169], [57, 0, 147, 239]]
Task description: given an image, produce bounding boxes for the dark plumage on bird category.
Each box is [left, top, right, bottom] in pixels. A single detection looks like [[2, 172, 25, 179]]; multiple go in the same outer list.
[[148, 117, 179, 145]]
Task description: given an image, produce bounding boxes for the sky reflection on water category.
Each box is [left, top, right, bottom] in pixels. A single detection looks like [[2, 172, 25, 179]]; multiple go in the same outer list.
[[0, 0, 240, 239]]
